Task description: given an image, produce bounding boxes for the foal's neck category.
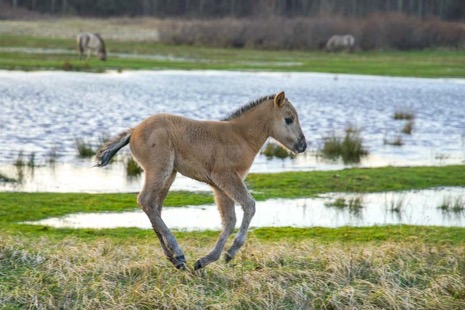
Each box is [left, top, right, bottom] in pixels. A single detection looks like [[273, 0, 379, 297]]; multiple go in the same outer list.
[[230, 101, 272, 153]]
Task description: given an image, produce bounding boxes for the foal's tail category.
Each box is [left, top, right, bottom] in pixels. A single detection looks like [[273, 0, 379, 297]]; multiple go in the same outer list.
[[95, 129, 133, 167]]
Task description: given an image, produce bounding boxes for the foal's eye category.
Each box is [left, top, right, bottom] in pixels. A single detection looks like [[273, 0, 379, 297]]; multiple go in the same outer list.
[[285, 117, 294, 125]]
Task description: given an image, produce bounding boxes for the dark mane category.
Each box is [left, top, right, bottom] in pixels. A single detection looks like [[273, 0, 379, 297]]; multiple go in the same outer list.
[[221, 94, 276, 121]]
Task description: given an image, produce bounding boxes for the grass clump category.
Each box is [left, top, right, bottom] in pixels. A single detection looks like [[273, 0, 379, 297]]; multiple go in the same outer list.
[[320, 127, 368, 164], [325, 195, 364, 213], [386, 195, 406, 213], [393, 109, 415, 120], [47, 146, 59, 164], [261, 142, 294, 159], [0, 172, 15, 182], [401, 119, 415, 134], [438, 196, 465, 213], [126, 156, 143, 177], [75, 138, 94, 158], [384, 134, 404, 146], [14, 150, 25, 167], [325, 197, 347, 209]]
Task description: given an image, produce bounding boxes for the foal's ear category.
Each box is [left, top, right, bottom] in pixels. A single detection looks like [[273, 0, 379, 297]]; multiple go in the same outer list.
[[274, 91, 286, 108]]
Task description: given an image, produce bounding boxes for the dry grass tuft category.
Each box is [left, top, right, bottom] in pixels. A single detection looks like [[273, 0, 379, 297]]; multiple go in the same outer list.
[[1, 235, 464, 309]]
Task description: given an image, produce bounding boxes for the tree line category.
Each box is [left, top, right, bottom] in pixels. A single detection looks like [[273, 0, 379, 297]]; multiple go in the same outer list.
[[5, 0, 465, 21]]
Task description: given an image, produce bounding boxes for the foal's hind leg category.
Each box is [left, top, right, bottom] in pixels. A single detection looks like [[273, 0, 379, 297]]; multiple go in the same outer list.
[[138, 168, 186, 270], [194, 187, 236, 270], [152, 171, 183, 267]]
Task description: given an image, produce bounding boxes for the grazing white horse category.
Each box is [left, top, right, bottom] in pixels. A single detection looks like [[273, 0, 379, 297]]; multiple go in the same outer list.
[[76, 32, 107, 61], [325, 34, 355, 53]]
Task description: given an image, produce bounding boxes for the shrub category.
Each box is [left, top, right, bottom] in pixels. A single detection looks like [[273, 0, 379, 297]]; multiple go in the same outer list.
[[158, 13, 465, 51]]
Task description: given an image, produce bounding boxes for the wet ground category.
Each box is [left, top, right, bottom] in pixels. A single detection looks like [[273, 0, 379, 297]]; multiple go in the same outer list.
[[25, 187, 465, 229]]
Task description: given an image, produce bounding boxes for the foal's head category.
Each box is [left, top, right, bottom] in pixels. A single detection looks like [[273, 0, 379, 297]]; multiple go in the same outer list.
[[270, 91, 307, 154]]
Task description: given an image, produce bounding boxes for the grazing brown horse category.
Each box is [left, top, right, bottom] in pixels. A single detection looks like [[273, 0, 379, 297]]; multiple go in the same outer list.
[[76, 32, 107, 61], [95, 91, 307, 270]]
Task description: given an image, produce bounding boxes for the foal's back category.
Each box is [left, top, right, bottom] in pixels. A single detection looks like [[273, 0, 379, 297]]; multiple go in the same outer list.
[[130, 114, 255, 184]]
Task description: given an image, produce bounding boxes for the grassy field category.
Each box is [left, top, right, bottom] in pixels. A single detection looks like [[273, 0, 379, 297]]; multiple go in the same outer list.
[[1, 33, 465, 77], [1, 232, 465, 309], [1, 166, 465, 308]]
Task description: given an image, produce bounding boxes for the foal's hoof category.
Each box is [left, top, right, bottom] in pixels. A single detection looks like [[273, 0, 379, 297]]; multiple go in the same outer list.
[[176, 263, 187, 271], [224, 253, 233, 263], [170, 255, 187, 270], [194, 260, 203, 270]]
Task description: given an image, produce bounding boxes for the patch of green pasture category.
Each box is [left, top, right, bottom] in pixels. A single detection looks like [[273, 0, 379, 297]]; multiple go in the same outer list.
[[246, 165, 465, 200], [2, 224, 465, 246], [1, 34, 465, 77], [0, 191, 213, 223], [0, 34, 75, 49], [250, 225, 465, 244], [1, 165, 464, 237]]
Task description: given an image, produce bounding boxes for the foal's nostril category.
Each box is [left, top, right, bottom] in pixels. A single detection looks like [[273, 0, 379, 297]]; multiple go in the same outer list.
[[293, 135, 307, 153], [299, 135, 307, 152]]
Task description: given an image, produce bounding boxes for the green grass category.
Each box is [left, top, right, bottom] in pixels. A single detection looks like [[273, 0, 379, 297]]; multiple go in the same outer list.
[[1, 34, 465, 77], [1, 165, 465, 239], [320, 127, 369, 164], [245, 165, 465, 200], [75, 138, 95, 158], [1, 166, 465, 308]]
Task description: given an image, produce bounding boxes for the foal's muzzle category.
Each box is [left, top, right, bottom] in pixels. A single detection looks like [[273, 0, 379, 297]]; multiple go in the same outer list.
[[293, 135, 307, 153]]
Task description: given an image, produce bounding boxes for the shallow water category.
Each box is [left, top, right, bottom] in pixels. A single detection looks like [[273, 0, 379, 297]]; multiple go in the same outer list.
[[25, 187, 465, 230], [1, 70, 465, 192]]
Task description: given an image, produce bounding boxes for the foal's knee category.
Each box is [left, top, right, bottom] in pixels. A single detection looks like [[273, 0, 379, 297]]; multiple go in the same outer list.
[[137, 192, 154, 213], [243, 200, 256, 219], [224, 216, 236, 235]]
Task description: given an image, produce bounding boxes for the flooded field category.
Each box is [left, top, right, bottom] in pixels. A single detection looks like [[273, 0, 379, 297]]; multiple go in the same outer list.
[[1, 70, 465, 192], [25, 187, 465, 229]]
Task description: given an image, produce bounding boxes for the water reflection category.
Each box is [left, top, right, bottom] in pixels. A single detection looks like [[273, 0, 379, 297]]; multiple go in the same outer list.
[[24, 187, 465, 230]]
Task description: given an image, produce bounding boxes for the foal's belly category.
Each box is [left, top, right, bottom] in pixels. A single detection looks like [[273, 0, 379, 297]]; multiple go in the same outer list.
[[174, 156, 251, 185], [174, 161, 212, 185]]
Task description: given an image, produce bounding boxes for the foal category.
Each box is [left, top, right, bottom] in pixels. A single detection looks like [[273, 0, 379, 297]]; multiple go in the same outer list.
[[76, 32, 107, 61], [95, 91, 307, 270]]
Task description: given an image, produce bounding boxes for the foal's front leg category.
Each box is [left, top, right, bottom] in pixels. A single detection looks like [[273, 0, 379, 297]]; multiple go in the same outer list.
[[195, 172, 255, 269], [194, 187, 236, 270]]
